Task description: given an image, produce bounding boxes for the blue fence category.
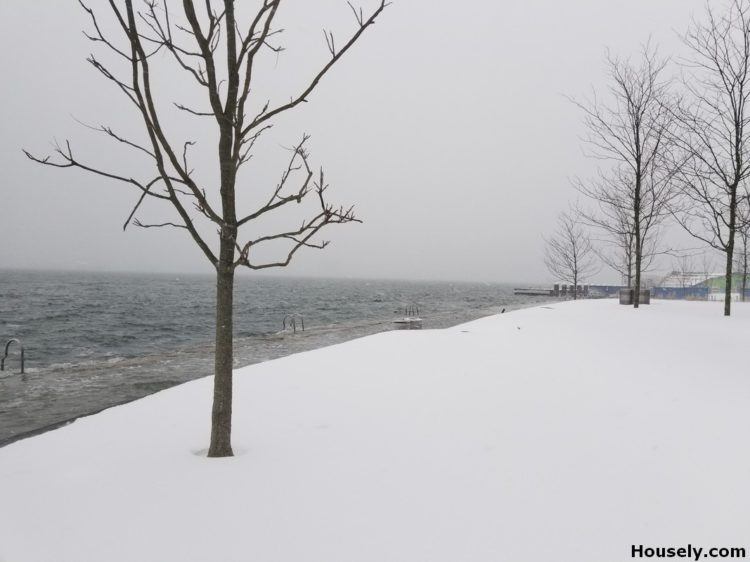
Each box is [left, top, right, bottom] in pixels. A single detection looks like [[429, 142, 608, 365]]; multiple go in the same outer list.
[[589, 285, 714, 300], [651, 287, 710, 300]]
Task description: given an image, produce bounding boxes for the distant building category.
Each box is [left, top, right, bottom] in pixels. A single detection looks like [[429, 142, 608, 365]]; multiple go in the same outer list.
[[657, 271, 721, 288]]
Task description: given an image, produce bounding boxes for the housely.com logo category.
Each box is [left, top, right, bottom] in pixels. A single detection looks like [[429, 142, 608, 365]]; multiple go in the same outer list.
[[632, 545, 746, 559]]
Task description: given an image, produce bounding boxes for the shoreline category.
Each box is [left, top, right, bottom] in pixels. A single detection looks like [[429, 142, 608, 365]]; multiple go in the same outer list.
[[0, 297, 555, 447]]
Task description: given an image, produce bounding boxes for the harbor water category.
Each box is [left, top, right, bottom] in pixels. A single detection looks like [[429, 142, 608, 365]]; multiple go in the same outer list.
[[0, 270, 552, 444]]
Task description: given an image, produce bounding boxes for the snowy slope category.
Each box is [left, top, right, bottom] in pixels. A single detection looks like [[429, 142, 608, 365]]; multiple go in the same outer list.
[[1, 300, 748, 562]]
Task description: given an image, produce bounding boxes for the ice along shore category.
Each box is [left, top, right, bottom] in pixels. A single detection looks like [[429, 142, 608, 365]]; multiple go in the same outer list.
[[1, 299, 748, 562]]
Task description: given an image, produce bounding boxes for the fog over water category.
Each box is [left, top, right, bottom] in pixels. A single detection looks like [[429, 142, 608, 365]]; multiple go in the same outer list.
[[0, 0, 706, 283]]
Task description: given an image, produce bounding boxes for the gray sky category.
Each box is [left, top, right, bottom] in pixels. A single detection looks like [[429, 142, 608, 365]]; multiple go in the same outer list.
[[0, 0, 707, 283]]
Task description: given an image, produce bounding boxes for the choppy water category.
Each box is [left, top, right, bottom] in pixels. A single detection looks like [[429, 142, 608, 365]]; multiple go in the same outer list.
[[0, 270, 552, 444]]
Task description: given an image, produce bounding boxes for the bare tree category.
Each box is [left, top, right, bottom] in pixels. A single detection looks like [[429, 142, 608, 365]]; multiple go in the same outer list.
[[671, 0, 750, 316], [576, 172, 636, 287], [24, 0, 388, 457], [544, 212, 599, 299], [571, 45, 676, 308], [700, 252, 716, 288], [672, 254, 696, 288], [575, 167, 661, 287]]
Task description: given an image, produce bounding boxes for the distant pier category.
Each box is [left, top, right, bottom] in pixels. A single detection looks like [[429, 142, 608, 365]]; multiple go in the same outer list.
[[513, 288, 554, 296], [513, 284, 590, 298]]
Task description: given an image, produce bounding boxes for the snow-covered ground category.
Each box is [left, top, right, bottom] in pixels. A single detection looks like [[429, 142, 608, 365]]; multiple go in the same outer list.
[[1, 300, 749, 562]]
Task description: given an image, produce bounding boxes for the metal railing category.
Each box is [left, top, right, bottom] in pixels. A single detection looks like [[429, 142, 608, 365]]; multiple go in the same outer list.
[[282, 314, 305, 334], [400, 305, 420, 317]]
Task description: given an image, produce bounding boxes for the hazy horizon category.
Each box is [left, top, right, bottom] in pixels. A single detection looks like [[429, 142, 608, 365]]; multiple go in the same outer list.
[[0, 265, 551, 288], [0, 0, 710, 284]]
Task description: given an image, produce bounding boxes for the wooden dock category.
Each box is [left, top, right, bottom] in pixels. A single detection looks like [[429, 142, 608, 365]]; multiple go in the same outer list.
[[514, 284, 592, 298], [513, 288, 553, 296]]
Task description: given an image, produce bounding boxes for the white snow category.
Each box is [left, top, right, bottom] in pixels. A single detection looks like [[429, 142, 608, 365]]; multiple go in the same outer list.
[[1, 299, 749, 562]]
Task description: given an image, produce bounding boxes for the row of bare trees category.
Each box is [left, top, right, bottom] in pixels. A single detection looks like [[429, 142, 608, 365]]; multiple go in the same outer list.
[[546, 0, 750, 317], [24, 0, 750, 458]]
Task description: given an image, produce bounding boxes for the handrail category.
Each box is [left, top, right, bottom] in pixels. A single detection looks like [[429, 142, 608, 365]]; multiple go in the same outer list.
[[399, 304, 419, 317], [282, 313, 305, 334], [1, 338, 25, 374]]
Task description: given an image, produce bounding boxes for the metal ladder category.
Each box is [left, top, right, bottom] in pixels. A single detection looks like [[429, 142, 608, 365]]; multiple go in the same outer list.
[[403, 304, 420, 317], [282, 314, 305, 334], [1, 338, 25, 374]]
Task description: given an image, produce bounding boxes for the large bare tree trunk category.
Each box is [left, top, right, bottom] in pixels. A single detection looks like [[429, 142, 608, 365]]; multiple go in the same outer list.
[[633, 172, 642, 309], [209, 238, 235, 457], [724, 245, 734, 316], [724, 188, 738, 317]]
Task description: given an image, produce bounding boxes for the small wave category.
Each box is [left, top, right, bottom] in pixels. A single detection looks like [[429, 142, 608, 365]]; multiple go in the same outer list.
[[29, 355, 129, 373], [40, 362, 77, 371]]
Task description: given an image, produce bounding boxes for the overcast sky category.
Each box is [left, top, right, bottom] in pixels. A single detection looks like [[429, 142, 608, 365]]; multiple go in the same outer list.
[[0, 0, 709, 283]]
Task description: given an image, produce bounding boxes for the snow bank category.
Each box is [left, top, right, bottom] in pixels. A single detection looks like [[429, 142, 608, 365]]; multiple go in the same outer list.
[[1, 300, 749, 562]]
